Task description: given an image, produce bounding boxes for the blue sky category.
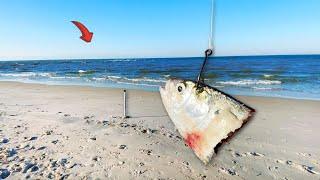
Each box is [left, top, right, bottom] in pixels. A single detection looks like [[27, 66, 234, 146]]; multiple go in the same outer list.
[[0, 0, 319, 60]]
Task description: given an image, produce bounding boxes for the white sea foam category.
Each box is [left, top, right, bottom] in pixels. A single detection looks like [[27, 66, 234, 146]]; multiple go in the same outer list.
[[78, 70, 86, 73], [129, 77, 166, 83], [0, 72, 53, 78], [263, 74, 274, 78], [106, 76, 123, 81], [116, 81, 159, 87], [92, 77, 107, 81], [106, 76, 165, 83], [50, 76, 80, 80], [217, 79, 282, 86], [252, 87, 274, 90]]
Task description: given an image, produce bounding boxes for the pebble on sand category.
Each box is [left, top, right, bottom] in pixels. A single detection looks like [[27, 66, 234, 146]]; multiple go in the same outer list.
[[23, 162, 36, 173], [31, 166, 39, 172], [119, 145, 127, 149], [60, 158, 68, 166], [51, 140, 59, 144], [37, 146, 46, 151], [2, 138, 9, 144], [92, 156, 101, 162], [7, 148, 17, 157], [29, 136, 38, 141], [0, 169, 10, 179], [45, 130, 53, 135]]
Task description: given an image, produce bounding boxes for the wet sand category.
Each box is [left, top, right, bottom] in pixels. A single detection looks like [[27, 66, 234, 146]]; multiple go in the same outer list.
[[0, 81, 319, 179]]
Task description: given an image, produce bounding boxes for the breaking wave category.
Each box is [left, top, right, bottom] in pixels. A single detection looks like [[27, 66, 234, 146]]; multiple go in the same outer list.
[[252, 87, 275, 90], [263, 74, 273, 78], [217, 79, 282, 86], [50, 76, 80, 80], [0, 72, 53, 78], [115, 81, 160, 87], [95, 76, 166, 84]]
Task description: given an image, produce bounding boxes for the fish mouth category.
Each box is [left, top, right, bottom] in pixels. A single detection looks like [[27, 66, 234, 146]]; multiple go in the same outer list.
[[159, 85, 166, 95], [159, 84, 165, 90], [159, 82, 169, 97], [160, 80, 168, 92]]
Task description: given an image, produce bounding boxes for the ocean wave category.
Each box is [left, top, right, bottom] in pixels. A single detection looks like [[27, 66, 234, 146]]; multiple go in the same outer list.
[[263, 74, 273, 78], [107, 75, 122, 79], [203, 72, 219, 79], [50, 76, 80, 80], [211, 85, 225, 88], [230, 73, 255, 79], [64, 70, 96, 75], [217, 79, 282, 86], [139, 69, 164, 75], [91, 77, 107, 81], [138, 68, 188, 75], [262, 74, 307, 83], [116, 81, 160, 87], [129, 77, 166, 83], [78, 70, 96, 75], [252, 87, 274, 90], [0, 72, 53, 78], [107, 59, 137, 62], [90, 76, 166, 85], [105, 76, 165, 83]]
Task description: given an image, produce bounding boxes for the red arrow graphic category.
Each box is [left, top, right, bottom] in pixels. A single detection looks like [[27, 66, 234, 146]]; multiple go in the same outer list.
[[71, 21, 93, 43]]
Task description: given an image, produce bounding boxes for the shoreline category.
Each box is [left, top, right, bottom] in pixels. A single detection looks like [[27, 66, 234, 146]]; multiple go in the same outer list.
[[0, 80, 319, 102], [0, 81, 319, 179]]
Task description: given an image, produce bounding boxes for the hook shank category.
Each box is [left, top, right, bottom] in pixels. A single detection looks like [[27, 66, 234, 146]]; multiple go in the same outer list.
[[196, 49, 213, 88]]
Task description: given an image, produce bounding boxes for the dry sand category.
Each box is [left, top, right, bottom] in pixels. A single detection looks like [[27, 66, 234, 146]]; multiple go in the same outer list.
[[0, 81, 319, 179]]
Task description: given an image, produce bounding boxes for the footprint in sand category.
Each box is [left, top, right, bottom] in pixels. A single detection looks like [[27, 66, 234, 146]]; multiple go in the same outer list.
[[297, 152, 312, 157], [276, 159, 320, 175], [231, 150, 265, 158], [219, 167, 237, 176], [246, 152, 265, 157]]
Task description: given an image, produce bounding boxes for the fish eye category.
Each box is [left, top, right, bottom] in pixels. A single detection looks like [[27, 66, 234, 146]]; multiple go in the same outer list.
[[177, 83, 185, 93]]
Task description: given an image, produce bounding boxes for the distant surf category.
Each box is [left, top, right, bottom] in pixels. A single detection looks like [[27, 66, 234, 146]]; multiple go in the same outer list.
[[0, 55, 319, 100], [217, 79, 282, 86]]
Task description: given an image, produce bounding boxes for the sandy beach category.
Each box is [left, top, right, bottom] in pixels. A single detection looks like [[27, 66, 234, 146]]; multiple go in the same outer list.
[[0, 81, 319, 179]]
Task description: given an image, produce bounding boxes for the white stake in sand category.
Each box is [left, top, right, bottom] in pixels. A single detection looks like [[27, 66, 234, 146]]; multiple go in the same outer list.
[[123, 90, 128, 118]]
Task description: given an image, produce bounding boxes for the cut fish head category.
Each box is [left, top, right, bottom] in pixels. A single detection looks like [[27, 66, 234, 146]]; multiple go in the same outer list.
[[160, 78, 255, 164]]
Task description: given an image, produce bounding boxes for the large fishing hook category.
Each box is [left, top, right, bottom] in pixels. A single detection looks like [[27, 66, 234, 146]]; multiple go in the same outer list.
[[196, 48, 213, 88]]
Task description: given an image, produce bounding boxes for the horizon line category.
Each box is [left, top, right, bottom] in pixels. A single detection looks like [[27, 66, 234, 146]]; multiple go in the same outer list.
[[0, 53, 319, 61]]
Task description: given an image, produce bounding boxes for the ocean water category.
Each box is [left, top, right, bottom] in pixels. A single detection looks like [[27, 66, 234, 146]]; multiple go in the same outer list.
[[0, 55, 319, 100]]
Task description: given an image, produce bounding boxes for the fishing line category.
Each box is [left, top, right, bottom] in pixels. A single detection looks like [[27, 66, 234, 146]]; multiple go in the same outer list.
[[196, 0, 215, 88], [208, 0, 215, 50]]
